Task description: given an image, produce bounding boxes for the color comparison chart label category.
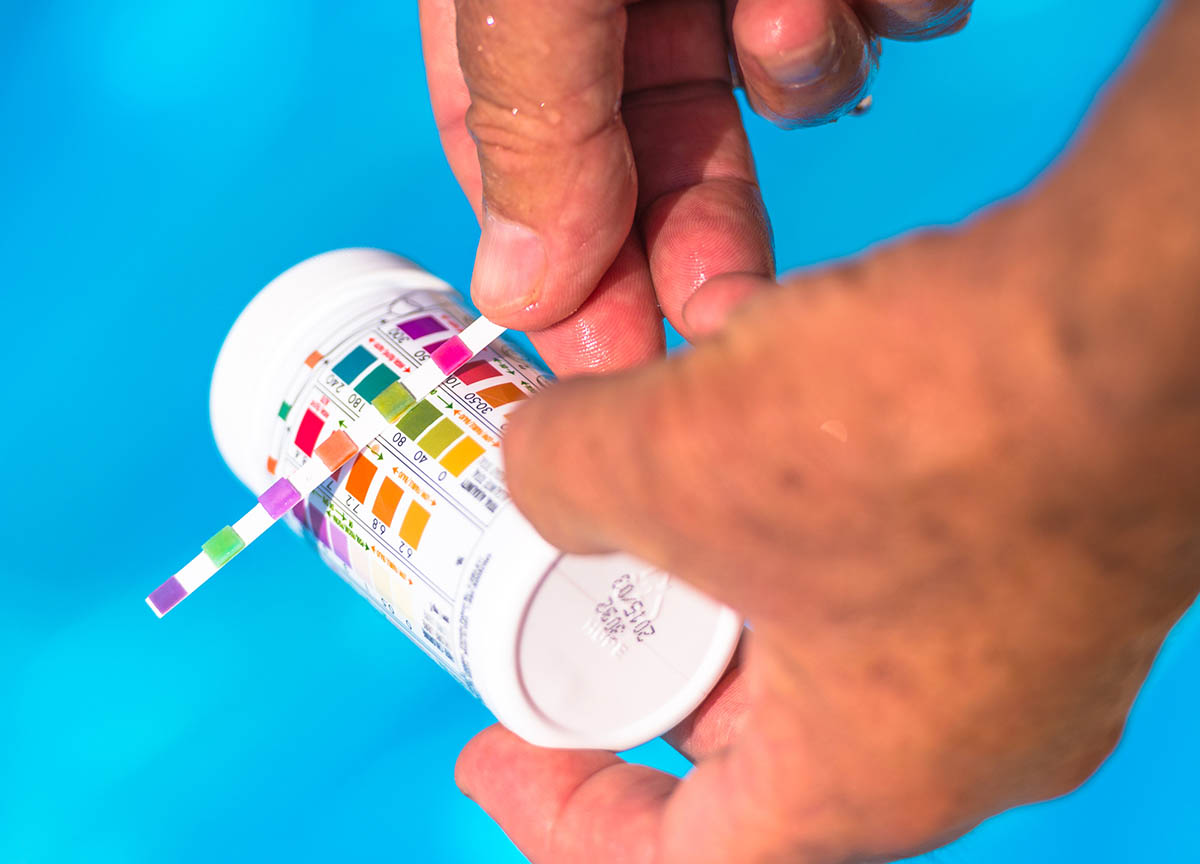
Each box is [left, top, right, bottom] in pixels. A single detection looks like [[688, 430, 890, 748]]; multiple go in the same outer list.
[[269, 294, 546, 678]]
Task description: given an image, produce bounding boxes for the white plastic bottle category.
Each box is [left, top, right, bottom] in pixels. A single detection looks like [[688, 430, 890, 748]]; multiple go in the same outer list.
[[210, 248, 742, 750]]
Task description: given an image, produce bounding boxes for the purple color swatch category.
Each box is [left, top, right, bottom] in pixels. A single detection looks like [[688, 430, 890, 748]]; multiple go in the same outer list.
[[331, 528, 352, 566], [308, 502, 331, 546], [423, 338, 448, 353], [148, 577, 187, 616], [291, 501, 308, 527], [432, 336, 472, 374], [397, 316, 445, 339], [258, 477, 302, 519]]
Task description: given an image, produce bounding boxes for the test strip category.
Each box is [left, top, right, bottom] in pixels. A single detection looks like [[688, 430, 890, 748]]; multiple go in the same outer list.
[[146, 314, 506, 616]]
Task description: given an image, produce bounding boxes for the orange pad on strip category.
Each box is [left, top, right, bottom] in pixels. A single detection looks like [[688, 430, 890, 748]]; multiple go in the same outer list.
[[315, 430, 359, 472]]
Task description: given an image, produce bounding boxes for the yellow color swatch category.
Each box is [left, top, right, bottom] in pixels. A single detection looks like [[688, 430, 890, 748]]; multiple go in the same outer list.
[[439, 437, 486, 477], [398, 500, 431, 549]]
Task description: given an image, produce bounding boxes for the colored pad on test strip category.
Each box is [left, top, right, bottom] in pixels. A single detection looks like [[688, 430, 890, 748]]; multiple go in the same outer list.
[[455, 361, 501, 385], [419, 418, 463, 457], [202, 526, 245, 567], [258, 477, 302, 519], [332, 346, 376, 383], [147, 576, 188, 616], [439, 437, 486, 477], [345, 454, 378, 504], [372, 478, 403, 525], [396, 399, 442, 438], [315, 430, 359, 471], [431, 336, 472, 375], [295, 410, 324, 456], [478, 382, 528, 408], [355, 365, 399, 401], [397, 316, 445, 339], [371, 381, 416, 422], [398, 500, 431, 549]]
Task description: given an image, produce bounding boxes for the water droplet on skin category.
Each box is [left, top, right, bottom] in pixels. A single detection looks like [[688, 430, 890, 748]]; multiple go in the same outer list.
[[820, 420, 848, 443], [511, 107, 518, 115], [538, 101, 546, 109], [485, 14, 495, 26]]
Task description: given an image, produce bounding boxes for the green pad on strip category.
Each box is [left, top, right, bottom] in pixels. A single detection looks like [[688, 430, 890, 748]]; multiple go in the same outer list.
[[202, 526, 245, 567], [372, 381, 416, 422]]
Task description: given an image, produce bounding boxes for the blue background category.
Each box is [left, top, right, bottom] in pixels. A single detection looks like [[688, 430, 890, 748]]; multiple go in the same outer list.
[[1, 1, 1195, 862]]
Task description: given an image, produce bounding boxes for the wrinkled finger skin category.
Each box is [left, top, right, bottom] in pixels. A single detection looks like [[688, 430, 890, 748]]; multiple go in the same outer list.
[[457, 4, 1200, 863]]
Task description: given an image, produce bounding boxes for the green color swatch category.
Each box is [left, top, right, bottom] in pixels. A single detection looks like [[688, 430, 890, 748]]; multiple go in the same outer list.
[[419, 418, 463, 457], [277, 401, 291, 420], [396, 399, 442, 438], [355, 365, 399, 401]]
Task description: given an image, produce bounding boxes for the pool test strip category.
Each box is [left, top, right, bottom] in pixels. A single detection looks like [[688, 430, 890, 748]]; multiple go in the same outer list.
[[145, 316, 507, 617]]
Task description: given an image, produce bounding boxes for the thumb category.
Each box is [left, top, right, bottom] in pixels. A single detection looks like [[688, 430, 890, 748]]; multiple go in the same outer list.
[[502, 273, 859, 610], [456, 0, 636, 329]]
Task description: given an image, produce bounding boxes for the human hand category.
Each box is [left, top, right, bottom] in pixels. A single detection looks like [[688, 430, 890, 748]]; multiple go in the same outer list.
[[418, 0, 973, 374], [453, 5, 1200, 857]]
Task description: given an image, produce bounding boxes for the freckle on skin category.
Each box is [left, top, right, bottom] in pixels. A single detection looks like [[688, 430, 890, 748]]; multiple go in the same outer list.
[[821, 419, 849, 443]]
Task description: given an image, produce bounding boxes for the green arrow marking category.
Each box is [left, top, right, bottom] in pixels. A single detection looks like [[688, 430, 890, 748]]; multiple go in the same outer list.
[[435, 394, 452, 410], [338, 419, 347, 428]]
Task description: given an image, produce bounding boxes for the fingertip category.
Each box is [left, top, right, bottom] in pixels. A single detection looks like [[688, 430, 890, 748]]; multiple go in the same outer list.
[[856, 0, 973, 41], [470, 211, 548, 322], [733, 0, 878, 128], [641, 178, 774, 340], [456, 723, 516, 801], [681, 273, 777, 339], [527, 235, 666, 376]]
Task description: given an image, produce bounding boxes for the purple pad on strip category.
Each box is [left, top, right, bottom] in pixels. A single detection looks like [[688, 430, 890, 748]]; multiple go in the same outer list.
[[432, 336, 472, 374], [291, 501, 308, 526], [258, 478, 302, 519], [148, 577, 188, 616], [331, 528, 352, 566], [397, 316, 445, 339]]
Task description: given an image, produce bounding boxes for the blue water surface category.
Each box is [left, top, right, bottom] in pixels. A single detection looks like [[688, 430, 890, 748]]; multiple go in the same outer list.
[[2, 2, 1195, 862]]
